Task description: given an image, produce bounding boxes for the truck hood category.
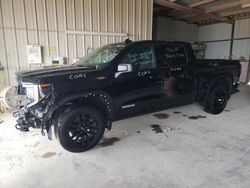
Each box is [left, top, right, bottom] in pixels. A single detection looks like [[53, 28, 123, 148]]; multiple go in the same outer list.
[[16, 65, 97, 82]]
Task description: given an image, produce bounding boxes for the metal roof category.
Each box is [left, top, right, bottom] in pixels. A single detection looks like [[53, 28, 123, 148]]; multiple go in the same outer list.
[[154, 0, 250, 25]]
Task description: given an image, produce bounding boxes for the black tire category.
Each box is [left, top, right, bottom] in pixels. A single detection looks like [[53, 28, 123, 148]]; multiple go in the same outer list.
[[57, 107, 105, 152], [205, 85, 229, 115]]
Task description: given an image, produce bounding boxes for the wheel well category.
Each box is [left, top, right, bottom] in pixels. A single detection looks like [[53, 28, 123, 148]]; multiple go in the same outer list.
[[203, 75, 233, 105], [52, 92, 113, 131], [70, 97, 111, 119], [213, 76, 232, 96]]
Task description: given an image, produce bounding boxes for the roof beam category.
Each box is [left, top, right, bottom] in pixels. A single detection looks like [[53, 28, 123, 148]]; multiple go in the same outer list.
[[233, 14, 250, 20], [187, 17, 212, 24], [240, 0, 250, 4], [220, 7, 250, 17], [206, 1, 241, 13], [167, 10, 184, 17], [154, 0, 230, 22], [189, 0, 215, 8], [207, 0, 250, 13], [174, 13, 197, 20], [154, 0, 197, 12]]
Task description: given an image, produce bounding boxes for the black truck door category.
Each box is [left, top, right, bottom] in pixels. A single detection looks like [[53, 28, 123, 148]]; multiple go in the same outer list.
[[112, 44, 162, 117], [154, 43, 197, 105]]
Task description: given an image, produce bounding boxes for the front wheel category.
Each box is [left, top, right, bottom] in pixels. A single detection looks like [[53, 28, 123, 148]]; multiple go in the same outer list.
[[205, 85, 229, 115], [57, 107, 105, 152]]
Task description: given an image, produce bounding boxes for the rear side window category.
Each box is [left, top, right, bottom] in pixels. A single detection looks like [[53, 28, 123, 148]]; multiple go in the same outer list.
[[155, 44, 187, 67], [122, 45, 156, 70]]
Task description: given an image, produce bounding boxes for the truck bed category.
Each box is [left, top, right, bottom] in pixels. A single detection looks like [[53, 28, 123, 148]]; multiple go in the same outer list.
[[198, 59, 240, 78]]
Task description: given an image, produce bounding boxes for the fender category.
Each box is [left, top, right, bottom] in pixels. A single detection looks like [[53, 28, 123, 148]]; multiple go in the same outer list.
[[203, 74, 233, 105], [49, 91, 114, 129]]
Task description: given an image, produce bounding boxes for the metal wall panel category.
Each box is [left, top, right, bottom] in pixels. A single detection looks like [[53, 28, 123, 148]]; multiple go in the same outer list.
[[234, 18, 250, 38], [197, 18, 250, 60], [233, 39, 250, 60], [0, 0, 153, 86], [233, 18, 250, 60], [205, 41, 231, 59], [197, 23, 232, 42], [0, 0, 9, 86], [153, 16, 198, 42]]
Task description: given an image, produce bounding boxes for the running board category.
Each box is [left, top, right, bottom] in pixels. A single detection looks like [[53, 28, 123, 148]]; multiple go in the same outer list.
[[232, 89, 240, 94]]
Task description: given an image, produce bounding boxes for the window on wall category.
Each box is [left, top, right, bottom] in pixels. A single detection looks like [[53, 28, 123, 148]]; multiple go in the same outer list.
[[122, 45, 156, 70], [155, 44, 187, 67]]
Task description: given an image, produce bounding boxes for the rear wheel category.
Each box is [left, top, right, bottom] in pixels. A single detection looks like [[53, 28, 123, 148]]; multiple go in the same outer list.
[[57, 107, 105, 152], [205, 85, 229, 114]]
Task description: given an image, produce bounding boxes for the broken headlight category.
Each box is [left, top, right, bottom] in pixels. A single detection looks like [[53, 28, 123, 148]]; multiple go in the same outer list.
[[39, 83, 52, 99], [21, 82, 40, 107]]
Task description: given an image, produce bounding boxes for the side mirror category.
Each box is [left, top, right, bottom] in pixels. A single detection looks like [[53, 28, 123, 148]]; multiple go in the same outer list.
[[118, 64, 129, 72], [115, 64, 132, 78]]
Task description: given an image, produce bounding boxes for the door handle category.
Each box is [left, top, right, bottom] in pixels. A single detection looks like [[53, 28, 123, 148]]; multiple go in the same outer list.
[[209, 62, 219, 67]]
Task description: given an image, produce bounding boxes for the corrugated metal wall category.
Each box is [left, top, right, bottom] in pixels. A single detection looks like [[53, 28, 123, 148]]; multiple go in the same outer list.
[[153, 16, 198, 42], [0, 0, 153, 86], [197, 19, 250, 60], [233, 18, 250, 61], [197, 23, 232, 59]]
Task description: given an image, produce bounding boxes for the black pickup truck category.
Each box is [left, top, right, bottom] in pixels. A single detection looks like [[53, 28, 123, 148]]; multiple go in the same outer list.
[[15, 40, 241, 152]]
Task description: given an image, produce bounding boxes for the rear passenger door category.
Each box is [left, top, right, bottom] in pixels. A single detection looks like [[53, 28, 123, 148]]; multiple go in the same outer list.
[[154, 43, 197, 105]]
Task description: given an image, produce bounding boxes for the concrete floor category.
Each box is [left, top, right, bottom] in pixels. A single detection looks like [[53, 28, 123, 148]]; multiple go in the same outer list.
[[0, 85, 250, 188]]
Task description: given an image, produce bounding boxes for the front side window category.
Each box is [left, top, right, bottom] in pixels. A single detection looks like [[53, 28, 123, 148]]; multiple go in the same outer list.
[[122, 45, 156, 71], [155, 44, 187, 67]]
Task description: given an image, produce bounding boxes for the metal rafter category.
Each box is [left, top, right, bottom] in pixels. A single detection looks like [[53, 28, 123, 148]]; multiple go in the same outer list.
[[189, 0, 216, 8], [220, 7, 250, 17], [206, 1, 241, 13]]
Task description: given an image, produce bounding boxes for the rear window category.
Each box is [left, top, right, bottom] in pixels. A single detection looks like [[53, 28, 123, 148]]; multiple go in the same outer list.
[[155, 44, 187, 67]]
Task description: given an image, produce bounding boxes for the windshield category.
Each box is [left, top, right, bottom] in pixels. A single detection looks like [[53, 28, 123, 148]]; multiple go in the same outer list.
[[74, 43, 125, 69]]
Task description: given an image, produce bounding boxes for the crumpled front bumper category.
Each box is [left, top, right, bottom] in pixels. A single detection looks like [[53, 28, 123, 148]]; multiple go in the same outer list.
[[14, 95, 54, 138]]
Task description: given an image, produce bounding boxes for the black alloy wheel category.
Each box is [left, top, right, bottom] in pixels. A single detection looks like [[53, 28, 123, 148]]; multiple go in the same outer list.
[[205, 85, 229, 115], [57, 107, 105, 152]]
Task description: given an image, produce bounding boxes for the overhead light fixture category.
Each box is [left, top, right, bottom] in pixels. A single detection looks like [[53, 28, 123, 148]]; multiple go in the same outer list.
[[241, 3, 250, 8]]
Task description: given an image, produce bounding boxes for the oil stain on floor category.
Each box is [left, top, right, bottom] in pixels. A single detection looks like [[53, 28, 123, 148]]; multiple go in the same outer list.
[[99, 137, 121, 147], [173, 111, 182, 114], [153, 113, 169, 119], [41, 152, 57, 159], [151, 124, 164, 133], [188, 115, 207, 120]]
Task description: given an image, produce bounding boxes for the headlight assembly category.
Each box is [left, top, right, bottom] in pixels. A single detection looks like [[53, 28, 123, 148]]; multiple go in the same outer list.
[[22, 82, 39, 107], [39, 83, 52, 99]]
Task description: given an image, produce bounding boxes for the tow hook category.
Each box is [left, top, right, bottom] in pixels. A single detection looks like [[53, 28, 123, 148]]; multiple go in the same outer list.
[[15, 123, 29, 132], [41, 127, 46, 136], [47, 126, 53, 140]]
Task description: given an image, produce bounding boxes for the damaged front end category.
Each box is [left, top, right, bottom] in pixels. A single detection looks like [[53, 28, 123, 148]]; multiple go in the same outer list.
[[14, 81, 55, 139]]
